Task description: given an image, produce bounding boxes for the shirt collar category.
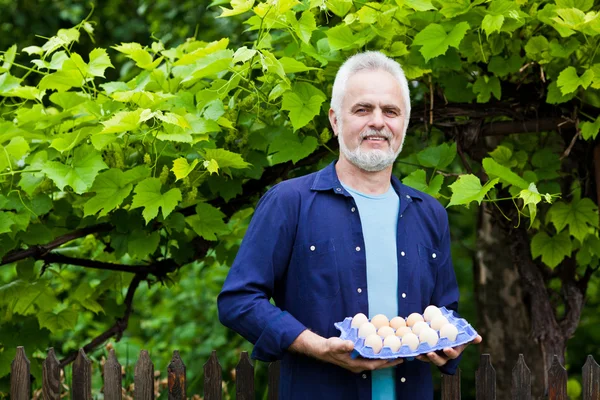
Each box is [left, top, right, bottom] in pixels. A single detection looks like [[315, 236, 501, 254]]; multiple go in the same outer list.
[[311, 161, 423, 202]]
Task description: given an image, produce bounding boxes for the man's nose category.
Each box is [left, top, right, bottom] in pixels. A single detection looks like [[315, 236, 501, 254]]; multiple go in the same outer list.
[[368, 109, 385, 130]]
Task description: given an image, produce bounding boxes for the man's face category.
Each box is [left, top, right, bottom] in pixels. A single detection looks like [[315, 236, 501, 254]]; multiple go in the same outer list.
[[330, 69, 407, 172]]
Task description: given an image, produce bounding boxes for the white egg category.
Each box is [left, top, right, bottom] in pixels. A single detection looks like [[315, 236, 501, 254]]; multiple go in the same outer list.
[[419, 327, 439, 347], [406, 313, 424, 327], [390, 316, 406, 329], [440, 323, 459, 342], [412, 321, 429, 335], [395, 327, 412, 338], [431, 315, 449, 331], [351, 313, 369, 328], [423, 305, 442, 322], [402, 332, 419, 350], [365, 334, 383, 354], [378, 326, 395, 338], [371, 314, 390, 330], [384, 335, 402, 352], [358, 322, 377, 338]]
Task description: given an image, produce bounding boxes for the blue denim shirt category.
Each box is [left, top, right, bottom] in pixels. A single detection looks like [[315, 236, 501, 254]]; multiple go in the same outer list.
[[218, 162, 461, 399]]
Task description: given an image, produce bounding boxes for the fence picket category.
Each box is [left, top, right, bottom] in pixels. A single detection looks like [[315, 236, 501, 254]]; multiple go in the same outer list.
[[582, 355, 600, 400], [203, 350, 222, 400], [235, 352, 254, 400], [511, 354, 531, 400], [72, 349, 92, 400], [441, 368, 461, 400], [476, 354, 496, 400], [547, 355, 567, 400], [43, 348, 61, 400], [268, 361, 280, 400], [10, 346, 30, 400], [168, 350, 186, 400], [104, 349, 122, 400], [135, 350, 154, 400]]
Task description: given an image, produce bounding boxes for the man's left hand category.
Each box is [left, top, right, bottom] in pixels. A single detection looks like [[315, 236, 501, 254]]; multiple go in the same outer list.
[[415, 335, 482, 367]]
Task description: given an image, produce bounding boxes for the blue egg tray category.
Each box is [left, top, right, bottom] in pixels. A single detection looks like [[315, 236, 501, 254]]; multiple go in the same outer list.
[[334, 307, 478, 359]]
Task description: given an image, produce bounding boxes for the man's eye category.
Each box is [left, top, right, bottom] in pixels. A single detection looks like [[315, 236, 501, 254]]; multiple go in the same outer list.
[[385, 110, 399, 116]]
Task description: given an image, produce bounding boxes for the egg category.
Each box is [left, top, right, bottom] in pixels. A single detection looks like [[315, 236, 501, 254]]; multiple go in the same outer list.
[[383, 335, 402, 352], [440, 323, 459, 342], [431, 315, 449, 331], [402, 332, 419, 350], [419, 327, 439, 347], [378, 326, 395, 338], [390, 316, 406, 329], [365, 334, 383, 354], [423, 305, 442, 322], [412, 321, 429, 335], [371, 314, 390, 330], [395, 327, 412, 337], [406, 313, 424, 327], [351, 313, 369, 328], [358, 322, 377, 338]]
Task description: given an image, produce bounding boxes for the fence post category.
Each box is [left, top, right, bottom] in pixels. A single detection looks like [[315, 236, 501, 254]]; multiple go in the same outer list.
[[104, 349, 122, 400], [168, 350, 186, 400], [43, 348, 61, 400], [203, 350, 222, 400], [582, 355, 600, 400], [72, 349, 93, 400], [547, 355, 567, 400], [511, 354, 531, 400], [476, 354, 496, 400], [10, 346, 30, 400], [235, 352, 254, 400], [135, 350, 155, 400], [268, 361, 280, 400], [441, 368, 461, 400]]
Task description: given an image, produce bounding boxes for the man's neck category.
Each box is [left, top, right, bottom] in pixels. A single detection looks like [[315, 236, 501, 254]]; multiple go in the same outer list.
[[335, 157, 392, 195]]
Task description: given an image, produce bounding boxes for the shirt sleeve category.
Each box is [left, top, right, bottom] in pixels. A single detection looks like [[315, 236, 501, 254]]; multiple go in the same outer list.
[[217, 185, 307, 362], [431, 206, 462, 375]]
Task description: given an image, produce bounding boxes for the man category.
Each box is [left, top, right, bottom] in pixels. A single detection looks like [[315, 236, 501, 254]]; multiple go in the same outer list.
[[218, 51, 481, 399]]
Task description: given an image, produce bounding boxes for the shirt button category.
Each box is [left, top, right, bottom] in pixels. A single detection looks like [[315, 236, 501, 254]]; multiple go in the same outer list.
[[402, 293, 407, 298], [432, 253, 437, 259], [357, 288, 362, 294], [401, 377, 406, 383], [400, 214, 403, 218], [362, 373, 367, 379], [336, 188, 342, 192], [356, 246, 361, 251], [406, 195, 410, 199], [310, 245, 315, 251], [401, 251, 405, 257], [351, 207, 356, 212]]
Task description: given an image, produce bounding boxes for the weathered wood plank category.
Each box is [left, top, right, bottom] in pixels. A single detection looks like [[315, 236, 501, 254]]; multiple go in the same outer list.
[[582, 355, 600, 400], [10, 346, 30, 400], [134, 350, 154, 400], [72, 349, 92, 400], [168, 350, 186, 400], [268, 361, 280, 400], [235, 352, 254, 400], [104, 349, 122, 400], [203, 350, 222, 400], [441, 368, 461, 400], [43, 348, 61, 400], [511, 354, 531, 400], [547, 355, 567, 400], [476, 354, 496, 400]]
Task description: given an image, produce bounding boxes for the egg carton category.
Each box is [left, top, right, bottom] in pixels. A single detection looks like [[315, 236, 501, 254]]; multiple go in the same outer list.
[[334, 307, 478, 359]]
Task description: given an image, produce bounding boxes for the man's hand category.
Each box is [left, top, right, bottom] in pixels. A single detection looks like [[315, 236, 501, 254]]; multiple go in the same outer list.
[[416, 335, 483, 367]]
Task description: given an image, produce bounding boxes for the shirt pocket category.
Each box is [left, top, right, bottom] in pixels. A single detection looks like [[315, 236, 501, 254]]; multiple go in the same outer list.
[[417, 244, 440, 299], [292, 238, 340, 301]]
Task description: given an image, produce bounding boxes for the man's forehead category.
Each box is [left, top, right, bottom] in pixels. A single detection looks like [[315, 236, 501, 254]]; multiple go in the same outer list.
[[343, 70, 404, 107]]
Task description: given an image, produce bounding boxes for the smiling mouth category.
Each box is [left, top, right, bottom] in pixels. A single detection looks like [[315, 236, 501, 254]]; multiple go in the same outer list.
[[363, 136, 389, 142]]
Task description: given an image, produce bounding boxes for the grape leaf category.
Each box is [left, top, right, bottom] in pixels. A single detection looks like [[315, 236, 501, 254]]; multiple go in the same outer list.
[[204, 159, 220, 174], [172, 158, 200, 181], [403, 0, 437, 11], [482, 157, 529, 189], [531, 231, 572, 269], [473, 75, 502, 102], [416, 142, 456, 169], [557, 67, 594, 94], [219, 0, 255, 17], [269, 130, 319, 164], [547, 80, 577, 104], [186, 203, 229, 240], [127, 230, 160, 259], [482, 14, 505, 37], [131, 178, 182, 224], [296, 11, 317, 44], [581, 117, 600, 140], [88, 48, 114, 77], [203, 148, 250, 171], [84, 167, 150, 217], [326, 25, 356, 51], [281, 82, 326, 131], [402, 170, 444, 197], [43, 146, 108, 194], [37, 309, 79, 333], [448, 175, 499, 207], [519, 183, 542, 225], [547, 199, 598, 242], [101, 108, 154, 134], [412, 22, 470, 62]]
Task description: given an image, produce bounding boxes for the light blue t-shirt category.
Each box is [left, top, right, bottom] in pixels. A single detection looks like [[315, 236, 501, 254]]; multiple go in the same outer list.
[[342, 182, 400, 400]]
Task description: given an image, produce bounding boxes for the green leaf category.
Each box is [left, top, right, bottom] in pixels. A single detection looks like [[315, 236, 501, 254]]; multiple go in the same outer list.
[[131, 178, 182, 224], [524, 36, 550, 61], [547, 199, 598, 242], [219, 0, 255, 17], [0, 73, 22, 94], [269, 130, 319, 164], [172, 158, 200, 181], [488, 54, 524, 77], [84, 167, 150, 217], [50, 126, 98, 153], [557, 67, 594, 94], [279, 57, 318, 74], [326, 25, 356, 51], [296, 11, 317, 44], [482, 14, 505, 37], [88, 48, 113, 77], [281, 82, 326, 131], [473, 75, 502, 102], [581, 117, 600, 140], [37, 309, 79, 333], [128, 230, 160, 259], [326, 0, 353, 17], [43, 146, 108, 194], [204, 159, 220, 174], [547, 80, 577, 104], [531, 231, 572, 269], [101, 108, 154, 134], [112, 43, 162, 70], [0, 212, 15, 234], [416, 142, 456, 169], [482, 157, 529, 189], [519, 183, 542, 224], [439, 0, 473, 18], [203, 148, 250, 171], [233, 46, 256, 64], [186, 203, 229, 240], [0, 45, 17, 72], [448, 175, 499, 207], [42, 28, 80, 56], [412, 22, 470, 62], [402, 0, 437, 11], [402, 170, 444, 197]]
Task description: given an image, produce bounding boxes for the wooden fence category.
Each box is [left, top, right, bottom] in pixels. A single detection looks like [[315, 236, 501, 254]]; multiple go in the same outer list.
[[8, 346, 600, 399]]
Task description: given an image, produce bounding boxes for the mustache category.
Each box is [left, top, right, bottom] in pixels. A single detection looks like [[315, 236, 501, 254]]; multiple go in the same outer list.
[[359, 129, 393, 140]]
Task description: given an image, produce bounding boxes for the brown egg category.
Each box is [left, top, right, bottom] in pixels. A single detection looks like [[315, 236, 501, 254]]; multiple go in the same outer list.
[[431, 315, 449, 331], [365, 334, 383, 354], [406, 313, 424, 327], [419, 327, 439, 347], [395, 326, 412, 338], [384, 335, 402, 352], [411, 321, 429, 335], [378, 326, 395, 338], [371, 314, 390, 330], [351, 313, 369, 328], [440, 323, 459, 342], [358, 322, 377, 338], [390, 316, 406, 329], [423, 305, 442, 322], [402, 332, 419, 350]]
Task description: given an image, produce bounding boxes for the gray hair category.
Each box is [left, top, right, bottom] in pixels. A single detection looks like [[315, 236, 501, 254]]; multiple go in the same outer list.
[[330, 51, 411, 132]]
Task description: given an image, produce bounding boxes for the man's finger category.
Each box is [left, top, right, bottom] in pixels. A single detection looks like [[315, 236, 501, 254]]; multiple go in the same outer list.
[[425, 352, 448, 367]]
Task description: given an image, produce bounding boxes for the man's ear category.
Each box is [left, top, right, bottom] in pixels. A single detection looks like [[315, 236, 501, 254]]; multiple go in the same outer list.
[[328, 108, 339, 136]]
